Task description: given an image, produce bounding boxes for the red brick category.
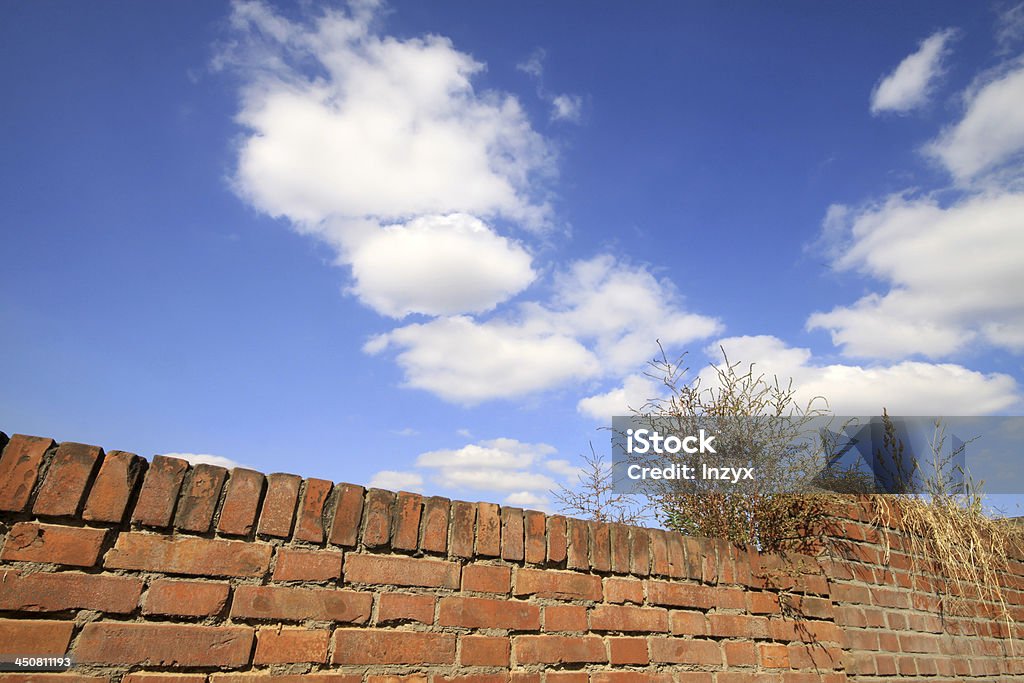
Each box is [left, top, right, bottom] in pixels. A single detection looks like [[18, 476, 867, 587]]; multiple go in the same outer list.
[[501, 507, 524, 561], [0, 569, 141, 613], [666, 532, 686, 579], [438, 596, 540, 630], [217, 468, 265, 536], [255, 627, 328, 664], [672, 676, 713, 683], [629, 527, 650, 576], [231, 585, 371, 622], [514, 568, 601, 601], [433, 677, 505, 683], [590, 521, 611, 572], [670, 610, 707, 636], [462, 564, 511, 594], [258, 473, 301, 538], [708, 614, 770, 639], [391, 491, 422, 550], [510, 675, 539, 683], [476, 502, 500, 557], [105, 532, 271, 577], [124, 674, 206, 683], [450, 500, 476, 558], [543, 604, 587, 632], [524, 510, 546, 564], [0, 618, 74, 655], [75, 623, 253, 666], [547, 515, 567, 563], [0, 676, 108, 683], [0, 434, 53, 512], [82, 450, 145, 523], [592, 674, 673, 683], [377, 593, 435, 624], [367, 678, 425, 683], [421, 496, 450, 553], [604, 577, 643, 604], [460, 635, 509, 666], [723, 641, 757, 666], [646, 580, 714, 609], [609, 637, 649, 665], [143, 579, 229, 617], [747, 591, 781, 614], [760, 643, 790, 668], [545, 675, 586, 683], [331, 630, 455, 664], [1, 522, 106, 567], [362, 488, 395, 548], [344, 553, 458, 588], [295, 478, 333, 543], [591, 604, 669, 632], [649, 637, 722, 665], [566, 517, 589, 569], [328, 483, 364, 547], [211, 676, 358, 683], [273, 547, 342, 582], [32, 441, 101, 517], [132, 455, 189, 527], [512, 635, 606, 664], [174, 463, 227, 532], [649, 529, 669, 576], [609, 523, 630, 573]]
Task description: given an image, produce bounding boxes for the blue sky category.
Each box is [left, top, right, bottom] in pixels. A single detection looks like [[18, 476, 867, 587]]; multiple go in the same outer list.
[[2, 1, 1024, 513]]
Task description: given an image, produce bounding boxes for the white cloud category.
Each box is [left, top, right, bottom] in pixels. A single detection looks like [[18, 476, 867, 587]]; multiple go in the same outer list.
[[870, 28, 957, 115], [163, 453, 245, 470], [702, 335, 1021, 415], [347, 214, 536, 317], [807, 191, 1024, 359], [551, 94, 582, 123], [417, 437, 556, 469], [577, 374, 661, 421], [997, 3, 1024, 54], [366, 255, 721, 404], [368, 469, 424, 492], [504, 491, 550, 509], [516, 48, 545, 79], [926, 62, 1024, 182]]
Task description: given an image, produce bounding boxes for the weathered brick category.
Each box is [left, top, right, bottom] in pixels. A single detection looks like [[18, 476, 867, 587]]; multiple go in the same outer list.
[[649, 529, 669, 576], [592, 674, 673, 683], [547, 515, 567, 564], [257, 473, 301, 538], [609, 524, 630, 574], [460, 635, 509, 666], [646, 580, 714, 609], [32, 441, 101, 517], [231, 585, 371, 622], [463, 564, 511, 594], [604, 577, 644, 604], [105, 532, 271, 577], [708, 614, 770, 639], [591, 604, 669, 632], [82, 450, 145, 523], [392, 491, 422, 550], [331, 630, 455, 665], [589, 521, 611, 572], [761, 643, 790, 668], [514, 568, 602, 601], [0, 618, 74, 655], [132, 455, 189, 527], [420, 496, 450, 553], [344, 553, 458, 588], [0, 522, 106, 567], [143, 579, 229, 617], [377, 593, 435, 624], [545, 674, 586, 683], [501, 507, 524, 561], [328, 483, 364, 547], [649, 637, 722, 665], [566, 517, 589, 570], [75, 623, 253, 666], [211, 676, 359, 683], [450, 500, 476, 558], [0, 569, 141, 613], [254, 627, 328, 664], [295, 478, 333, 543], [0, 434, 53, 512], [629, 527, 650, 576], [666, 532, 686, 579], [523, 510, 546, 564], [273, 547, 342, 582], [438, 596, 540, 630], [217, 468, 265, 536], [432, 676, 504, 683], [476, 502, 500, 557], [174, 464, 227, 533], [124, 674, 206, 683], [670, 609, 707, 636], [362, 488, 395, 548], [723, 641, 757, 667], [512, 635, 606, 664], [544, 604, 587, 632], [609, 637, 649, 665]]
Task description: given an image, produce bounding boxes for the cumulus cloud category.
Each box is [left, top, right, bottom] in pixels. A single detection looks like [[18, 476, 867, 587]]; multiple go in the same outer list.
[[807, 191, 1024, 359], [163, 453, 245, 469], [551, 94, 582, 122], [577, 374, 661, 421], [366, 254, 721, 403], [701, 336, 1021, 415], [996, 2, 1024, 54], [368, 469, 425, 492], [870, 28, 957, 115]]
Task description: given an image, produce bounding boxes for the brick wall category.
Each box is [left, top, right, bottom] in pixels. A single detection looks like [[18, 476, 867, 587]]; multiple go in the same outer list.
[[0, 431, 1021, 683]]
